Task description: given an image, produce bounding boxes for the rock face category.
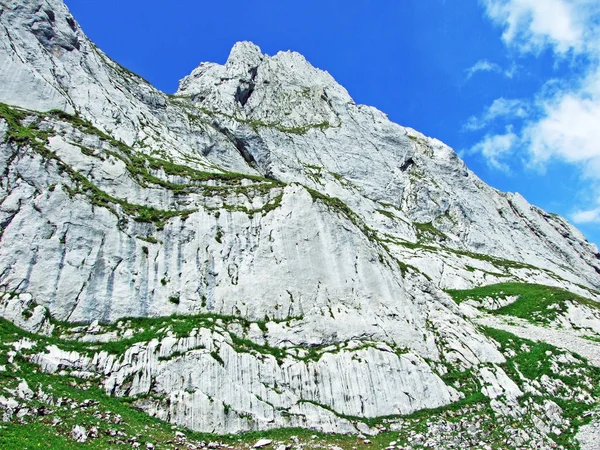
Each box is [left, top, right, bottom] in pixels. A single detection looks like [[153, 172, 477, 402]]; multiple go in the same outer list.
[[31, 333, 461, 434], [1, 0, 600, 437]]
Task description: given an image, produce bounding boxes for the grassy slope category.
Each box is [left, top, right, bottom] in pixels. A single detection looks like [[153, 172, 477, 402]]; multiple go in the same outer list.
[[1, 306, 599, 449], [446, 282, 600, 325]]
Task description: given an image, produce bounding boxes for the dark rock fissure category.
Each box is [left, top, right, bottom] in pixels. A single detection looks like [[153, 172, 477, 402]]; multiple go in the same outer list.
[[66, 16, 77, 32], [0, 203, 21, 237], [234, 83, 255, 107], [248, 66, 258, 80], [232, 136, 258, 168], [44, 9, 56, 23], [400, 158, 415, 172], [234, 67, 259, 107], [213, 123, 258, 169]]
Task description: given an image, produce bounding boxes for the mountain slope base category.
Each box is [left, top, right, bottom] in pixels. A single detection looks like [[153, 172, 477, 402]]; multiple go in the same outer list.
[[1, 306, 600, 448], [1, 0, 600, 448]]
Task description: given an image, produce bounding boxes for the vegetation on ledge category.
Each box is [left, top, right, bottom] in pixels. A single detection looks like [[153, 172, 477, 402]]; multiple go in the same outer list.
[[446, 282, 600, 325]]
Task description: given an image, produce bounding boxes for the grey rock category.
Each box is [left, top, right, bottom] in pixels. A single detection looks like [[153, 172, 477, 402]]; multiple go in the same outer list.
[[71, 425, 88, 443], [0, 0, 599, 438]]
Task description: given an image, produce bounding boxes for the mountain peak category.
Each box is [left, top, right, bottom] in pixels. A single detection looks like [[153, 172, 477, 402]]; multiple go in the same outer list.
[[177, 40, 353, 127], [226, 41, 264, 69]]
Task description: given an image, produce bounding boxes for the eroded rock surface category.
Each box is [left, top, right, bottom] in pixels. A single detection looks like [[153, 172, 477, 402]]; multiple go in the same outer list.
[[1, 0, 600, 440]]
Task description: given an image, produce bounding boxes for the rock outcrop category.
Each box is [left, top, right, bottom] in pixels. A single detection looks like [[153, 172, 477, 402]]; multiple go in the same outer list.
[[1, 0, 600, 439]]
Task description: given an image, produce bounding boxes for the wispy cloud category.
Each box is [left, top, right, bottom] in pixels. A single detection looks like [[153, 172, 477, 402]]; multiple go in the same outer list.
[[465, 59, 518, 80], [572, 196, 600, 224], [468, 127, 518, 172], [463, 97, 531, 131], [465, 60, 502, 79], [572, 206, 600, 224]]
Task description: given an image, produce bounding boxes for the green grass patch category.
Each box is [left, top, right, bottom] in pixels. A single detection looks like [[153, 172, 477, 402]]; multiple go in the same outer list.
[[376, 209, 396, 220], [392, 237, 539, 274], [480, 326, 600, 447], [196, 107, 332, 135], [414, 222, 448, 241], [1, 103, 286, 226], [446, 282, 599, 325]]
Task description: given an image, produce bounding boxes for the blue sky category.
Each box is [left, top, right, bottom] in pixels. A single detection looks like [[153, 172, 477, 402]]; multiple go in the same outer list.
[[64, 0, 600, 247]]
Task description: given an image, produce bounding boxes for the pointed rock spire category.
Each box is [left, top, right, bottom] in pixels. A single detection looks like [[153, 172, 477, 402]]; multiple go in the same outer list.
[[226, 41, 264, 70]]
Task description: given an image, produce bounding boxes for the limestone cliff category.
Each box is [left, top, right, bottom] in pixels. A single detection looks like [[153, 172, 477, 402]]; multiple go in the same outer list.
[[1, 0, 600, 444]]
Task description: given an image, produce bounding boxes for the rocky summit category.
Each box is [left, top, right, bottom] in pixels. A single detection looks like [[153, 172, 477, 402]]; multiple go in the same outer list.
[[1, 0, 600, 449]]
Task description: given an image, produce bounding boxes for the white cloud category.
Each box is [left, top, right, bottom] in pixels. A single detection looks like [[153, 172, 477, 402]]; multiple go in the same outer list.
[[525, 70, 600, 177], [469, 128, 518, 171], [464, 97, 530, 131], [471, 0, 600, 221], [479, 0, 595, 54], [487, 98, 530, 119], [469, 67, 600, 180], [572, 205, 600, 224], [504, 62, 519, 79]]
